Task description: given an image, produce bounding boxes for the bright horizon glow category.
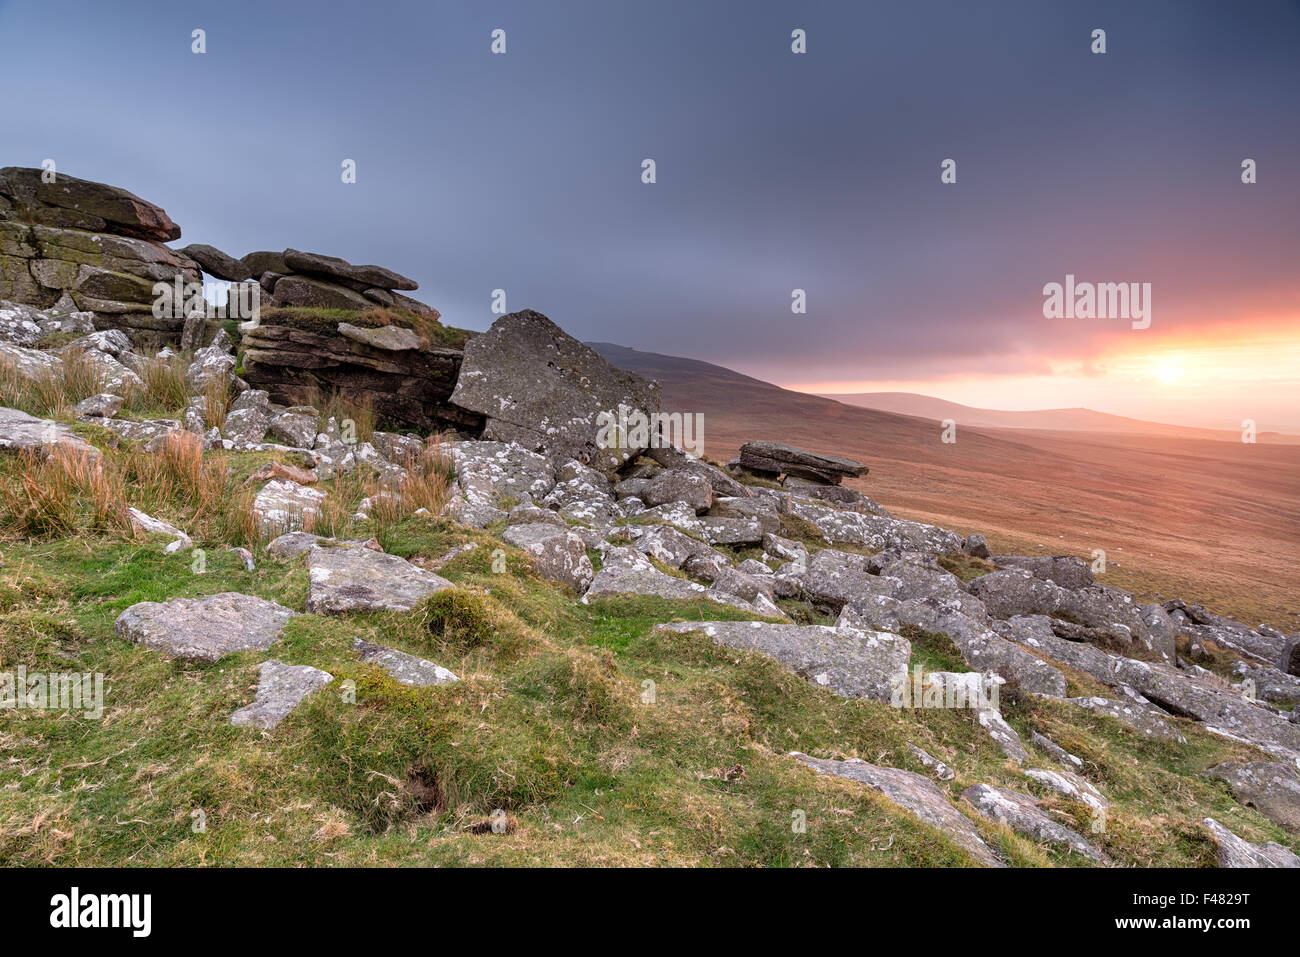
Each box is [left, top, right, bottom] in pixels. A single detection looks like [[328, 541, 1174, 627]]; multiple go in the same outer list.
[[775, 318, 1300, 433]]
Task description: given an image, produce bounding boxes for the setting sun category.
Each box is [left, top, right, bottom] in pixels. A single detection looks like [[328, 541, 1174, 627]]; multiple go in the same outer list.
[[1152, 356, 1185, 384]]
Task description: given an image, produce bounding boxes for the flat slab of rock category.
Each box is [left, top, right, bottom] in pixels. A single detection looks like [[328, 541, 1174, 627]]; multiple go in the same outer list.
[[1202, 817, 1300, 868], [305, 545, 454, 614], [1060, 695, 1186, 742], [0, 406, 101, 461], [0, 166, 181, 241], [283, 248, 418, 291], [338, 321, 423, 351], [657, 620, 909, 701], [353, 638, 458, 687], [231, 659, 333, 729], [115, 592, 297, 662], [1205, 761, 1300, 834], [961, 784, 1104, 862], [739, 441, 868, 484], [791, 753, 1002, 867], [449, 310, 660, 476], [265, 531, 378, 559]]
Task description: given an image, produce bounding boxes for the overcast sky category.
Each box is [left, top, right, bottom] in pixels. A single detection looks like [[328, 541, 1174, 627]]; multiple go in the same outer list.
[[3, 0, 1297, 429]]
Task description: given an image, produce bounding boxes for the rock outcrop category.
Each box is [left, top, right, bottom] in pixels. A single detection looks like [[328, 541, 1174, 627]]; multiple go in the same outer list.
[[0, 168, 199, 342], [240, 311, 476, 432]]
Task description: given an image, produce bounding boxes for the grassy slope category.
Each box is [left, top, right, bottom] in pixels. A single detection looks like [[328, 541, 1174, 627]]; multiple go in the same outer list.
[[0, 341, 1295, 867], [1, 487, 1294, 866]]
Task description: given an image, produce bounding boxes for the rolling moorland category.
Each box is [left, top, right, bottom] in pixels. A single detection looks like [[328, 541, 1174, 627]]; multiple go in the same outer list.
[[593, 344, 1300, 631], [0, 167, 1297, 870]]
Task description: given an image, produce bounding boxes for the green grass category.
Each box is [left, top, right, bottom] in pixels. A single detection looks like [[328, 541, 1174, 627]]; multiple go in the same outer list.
[[0, 385, 1296, 866], [1, 506, 1295, 867]]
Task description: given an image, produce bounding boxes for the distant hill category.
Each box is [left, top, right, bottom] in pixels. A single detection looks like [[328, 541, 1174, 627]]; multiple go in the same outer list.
[[589, 341, 1300, 629], [818, 392, 1297, 443]]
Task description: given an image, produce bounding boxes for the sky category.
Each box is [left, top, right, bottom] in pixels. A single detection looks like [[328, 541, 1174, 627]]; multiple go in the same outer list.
[[2, 0, 1297, 431]]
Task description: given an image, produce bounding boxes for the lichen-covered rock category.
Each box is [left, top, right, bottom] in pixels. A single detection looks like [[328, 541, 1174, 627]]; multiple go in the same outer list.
[[1202, 818, 1300, 868], [656, 620, 910, 702], [961, 784, 1104, 862], [641, 468, 713, 513], [353, 638, 458, 687], [1024, 768, 1109, 811], [72, 392, 124, 419], [114, 592, 297, 662], [231, 660, 333, 730], [501, 522, 594, 592], [0, 405, 102, 461], [252, 478, 326, 533], [790, 753, 1002, 867], [1204, 761, 1300, 834], [582, 546, 757, 612], [305, 545, 454, 613], [178, 243, 250, 281], [1060, 695, 1186, 742], [449, 310, 660, 476], [452, 440, 555, 508]]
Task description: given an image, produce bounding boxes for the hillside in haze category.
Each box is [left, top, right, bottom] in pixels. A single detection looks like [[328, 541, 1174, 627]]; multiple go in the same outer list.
[[819, 392, 1298, 443], [590, 342, 1300, 629]]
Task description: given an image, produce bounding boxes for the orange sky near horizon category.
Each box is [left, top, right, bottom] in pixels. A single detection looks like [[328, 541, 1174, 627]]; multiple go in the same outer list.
[[780, 314, 1300, 434]]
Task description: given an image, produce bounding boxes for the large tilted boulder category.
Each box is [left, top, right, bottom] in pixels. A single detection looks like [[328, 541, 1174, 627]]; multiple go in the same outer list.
[[0, 168, 199, 342], [449, 310, 661, 477]]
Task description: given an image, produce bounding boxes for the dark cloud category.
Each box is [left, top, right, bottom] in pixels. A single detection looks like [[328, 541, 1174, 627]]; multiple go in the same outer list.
[[2, 0, 1296, 384]]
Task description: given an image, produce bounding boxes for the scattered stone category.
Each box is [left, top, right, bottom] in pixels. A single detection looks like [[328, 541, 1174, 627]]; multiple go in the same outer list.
[[1060, 695, 1186, 742], [126, 506, 192, 553], [353, 638, 458, 687], [1202, 818, 1300, 868], [114, 592, 297, 662], [231, 660, 333, 730], [246, 460, 318, 487], [641, 468, 713, 513], [964, 533, 991, 559], [265, 531, 378, 559], [583, 547, 757, 612], [992, 554, 1093, 589], [267, 408, 320, 449], [305, 545, 454, 614], [790, 753, 1001, 866], [221, 406, 269, 445], [1030, 730, 1084, 771], [961, 784, 1104, 862]]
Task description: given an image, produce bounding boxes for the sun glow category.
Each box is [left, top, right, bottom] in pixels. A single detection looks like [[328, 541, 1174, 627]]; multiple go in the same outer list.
[[1151, 356, 1185, 384]]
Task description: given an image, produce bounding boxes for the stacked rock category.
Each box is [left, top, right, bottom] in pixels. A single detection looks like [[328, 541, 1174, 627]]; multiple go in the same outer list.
[[0, 167, 199, 343], [736, 441, 868, 486], [243, 248, 438, 318]]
